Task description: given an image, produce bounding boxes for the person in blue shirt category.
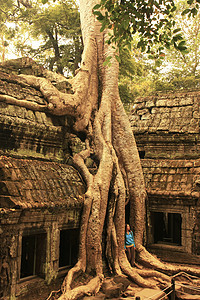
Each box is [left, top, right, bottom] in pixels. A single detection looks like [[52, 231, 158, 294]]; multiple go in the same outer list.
[[125, 224, 135, 267]]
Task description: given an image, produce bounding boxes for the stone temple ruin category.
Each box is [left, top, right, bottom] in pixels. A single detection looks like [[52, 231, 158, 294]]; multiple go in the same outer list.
[[129, 91, 200, 265], [0, 60, 85, 300], [0, 59, 200, 299]]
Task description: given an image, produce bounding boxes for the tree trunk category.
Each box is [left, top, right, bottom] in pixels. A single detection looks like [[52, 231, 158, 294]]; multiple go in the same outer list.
[[46, 27, 63, 74], [56, 2, 200, 297]]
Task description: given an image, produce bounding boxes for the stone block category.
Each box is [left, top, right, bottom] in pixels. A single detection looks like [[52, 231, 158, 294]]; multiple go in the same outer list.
[[185, 162, 193, 168], [6, 181, 20, 196], [113, 275, 130, 291], [137, 108, 149, 115], [152, 174, 160, 181], [34, 111, 43, 123], [151, 107, 158, 114], [168, 99, 180, 106], [191, 191, 200, 198], [135, 288, 168, 300], [146, 100, 155, 107], [156, 99, 167, 106], [150, 118, 161, 128], [193, 111, 200, 119], [166, 182, 173, 191], [167, 175, 174, 182], [180, 97, 194, 106], [129, 115, 140, 123], [104, 285, 121, 298], [141, 113, 151, 120], [101, 277, 125, 299], [26, 109, 35, 121], [183, 106, 193, 118], [135, 102, 145, 110], [135, 97, 145, 103], [194, 160, 200, 167], [157, 120, 170, 131], [15, 106, 27, 119], [83, 293, 106, 300]]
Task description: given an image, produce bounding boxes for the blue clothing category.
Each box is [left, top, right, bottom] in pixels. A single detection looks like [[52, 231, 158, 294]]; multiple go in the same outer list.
[[125, 231, 135, 248]]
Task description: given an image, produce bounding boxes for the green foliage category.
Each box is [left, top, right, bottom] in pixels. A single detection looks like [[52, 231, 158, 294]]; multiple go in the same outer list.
[[113, 0, 200, 111], [0, 0, 18, 61], [119, 77, 155, 108], [120, 71, 200, 112], [1, 0, 200, 109], [154, 73, 200, 91], [118, 36, 200, 111], [0, 0, 14, 21], [158, 0, 200, 76], [182, 0, 200, 16], [0, 0, 82, 74], [16, 0, 83, 75], [118, 46, 152, 108], [93, 0, 192, 55]]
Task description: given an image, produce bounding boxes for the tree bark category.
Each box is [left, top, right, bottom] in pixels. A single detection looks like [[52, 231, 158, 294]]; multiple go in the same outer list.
[[46, 27, 63, 74]]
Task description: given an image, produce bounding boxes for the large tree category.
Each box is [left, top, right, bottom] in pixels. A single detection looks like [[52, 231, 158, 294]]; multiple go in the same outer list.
[[17, 0, 82, 75], [1, 0, 200, 299]]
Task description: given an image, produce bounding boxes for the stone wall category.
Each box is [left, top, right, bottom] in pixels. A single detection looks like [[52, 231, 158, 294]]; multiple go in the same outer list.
[[130, 90, 200, 159], [130, 90, 200, 134], [0, 63, 79, 162], [0, 156, 85, 209], [130, 90, 200, 264], [0, 62, 86, 299], [0, 208, 82, 300]]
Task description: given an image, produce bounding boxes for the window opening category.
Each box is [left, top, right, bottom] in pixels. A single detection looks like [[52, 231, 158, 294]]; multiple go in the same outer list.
[[153, 212, 182, 245], [139, 151, 145, 159], [59, 229, 79, 268], [20, 233, 46, 279]]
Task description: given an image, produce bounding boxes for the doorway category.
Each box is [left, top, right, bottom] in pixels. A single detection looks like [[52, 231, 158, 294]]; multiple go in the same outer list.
[[152, 212, 182, 245]]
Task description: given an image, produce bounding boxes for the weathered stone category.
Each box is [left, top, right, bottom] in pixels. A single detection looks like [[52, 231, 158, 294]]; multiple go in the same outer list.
[[191, 191, 200, 198], [151, 107, 158, 114], [151, 118, 161, 128], [135, 102, 145, 110], [101, 277, 126, 299], [157, 119, 170, 130], [180, 97, 194, 106], [83, 293, 106, 300], [156, 99, 168, 106], [135, 288, 168, 300], [137, 108, 149, 115], [141, 113, 151, 120], [130, 90, 200, 264], [113, 275, 131, 291], [129, 115, 140, 122], [104, 285, 121, 298], [146, 100, 155, 107], [193, 111, 200, 119]]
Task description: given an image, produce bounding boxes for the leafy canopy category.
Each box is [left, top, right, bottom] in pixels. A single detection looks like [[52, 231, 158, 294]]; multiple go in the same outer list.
[[159, 0, 200, 76], [0, 0, 82, 75], [19, 0, 82, 75], [93, 0, 200, 55]]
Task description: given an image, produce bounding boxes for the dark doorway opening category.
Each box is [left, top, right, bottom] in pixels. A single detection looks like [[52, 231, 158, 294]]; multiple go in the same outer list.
[[139, 150, 145, 159], [20, 233, 46, 279], [152, 212, 182, 245], [59, 229, 79, 268], [125, 200, 130, 225]]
